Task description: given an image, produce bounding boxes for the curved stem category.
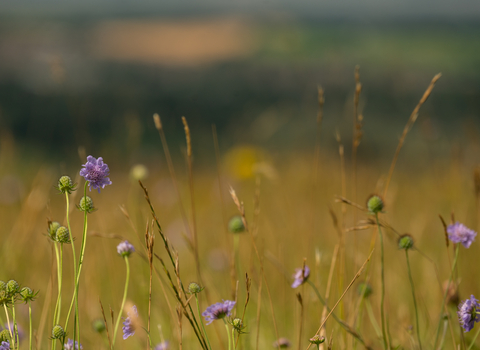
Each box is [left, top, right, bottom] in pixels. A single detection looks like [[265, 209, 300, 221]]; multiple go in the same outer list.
[[195, 295, 211, 350], [375, 213, 388, 350], [113, 256, 130, 346], [64, 191, 78, 330], [467, 323, 480, 350], [405, 250, 422, 350]]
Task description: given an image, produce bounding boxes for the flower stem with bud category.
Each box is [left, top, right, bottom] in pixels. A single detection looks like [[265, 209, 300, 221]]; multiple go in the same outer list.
[[195, 294, 211, 350], [404, 249, 422, 349]]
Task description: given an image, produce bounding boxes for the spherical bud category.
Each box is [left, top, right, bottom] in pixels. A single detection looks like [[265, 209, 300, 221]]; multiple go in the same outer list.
[[6, 280, 19, 296], [367, 195, 384, 214], [130, 164, 149, 181], [357, 282, 372, 298], [398, 234, 414, 250], [52, 325, 65, 339], [0, 329, 10, 342], [116, 240, 135, 257], [188, 282, 203, 294], [309, 335, 325, 345], [228, 215, 245, 234], [20, 287, 35, 302], [0, 281, 5, 291], [231, 317, 246, 333], [78, 196, 95, 213], [92, 319, 106, 333], [48, 221, 61, 240], [57, 176, 76, 194], [55, 226, 71, 244]]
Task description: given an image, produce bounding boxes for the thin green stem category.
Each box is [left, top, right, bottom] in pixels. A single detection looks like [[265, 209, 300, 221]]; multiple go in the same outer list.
[[365, 300, 382, 339], [231, 327, 235, 350], [233, 234, 241, 280], [64, 190, 78, 334], [433, 244, 460, 349], [11, 298, 18, 349], [195, 295, 211, 350], [375, 213, 388, 350], [113, 256, 130, 346], [224, 319, 232, 350], [29, 301, 33, 350], [467, 324, 480, 350], [405, 250, 422, 350], [3, 304, 13, 343]]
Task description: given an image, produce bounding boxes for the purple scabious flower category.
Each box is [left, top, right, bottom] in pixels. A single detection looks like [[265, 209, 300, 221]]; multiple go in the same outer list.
[[273, 337, 291, 348], [291, 265, 310, 288], [447, 222, 477, 248], [117, 240, 135, 257], [0, 341, 9, 350], [154, 341, 169, 350], [202, 300, 236, 325], [122, 305, 138, 339], [80, 155, 112, 193], [64, 338, 83, 350], [458, 295, 480, 332]]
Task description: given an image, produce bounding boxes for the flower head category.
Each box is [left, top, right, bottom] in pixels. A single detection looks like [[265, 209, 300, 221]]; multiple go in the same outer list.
[[117, 240, 135, 258], [202, 300, 236, 325], [80, 155, 112, 193], [2, 323, 24, 342], [57, 176, 77, 194], [64, 338, 83, 350], [78, 196, 96, 213], [51, 325, 65, 339], [458, 295, 480, 332], [228, 215, 245, 234], [367, 195, 384, 214], [309, 335, 325, 345], [447, 222, 477, 248], [291, 265, 310, 288], [154, 341, 169, 350], [0, 340, 9, 350], [122, 305, 138, 339], [273, 337, 291, 348]]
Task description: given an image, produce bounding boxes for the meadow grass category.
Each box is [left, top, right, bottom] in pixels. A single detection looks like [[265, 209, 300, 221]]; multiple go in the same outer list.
[[1, 70, 480, 350]]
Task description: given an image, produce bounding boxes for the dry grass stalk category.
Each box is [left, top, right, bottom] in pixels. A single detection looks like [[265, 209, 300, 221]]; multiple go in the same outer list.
[[145, 222, 155, 349], [319, 245, 339, 350], [99, 298, 112, 349], [296, 292, 304, 350], [383, 73, 442, 199]]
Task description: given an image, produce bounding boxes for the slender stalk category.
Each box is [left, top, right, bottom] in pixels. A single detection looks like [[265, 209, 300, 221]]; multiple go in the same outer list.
[[467, 321, 480, 350], [405, 250, 422, 349], [233, 234, 241, 281], [375, 213, 389, 350], [3, 304, 13, 342], [64, 190, 78, 338], [224, 320, 232, 350], [365, 300, 382, 338], [29, 301, 33, 350], [113, 256, 130, 346], [196, 295, 212, 350], [11, 299, 18, 349]]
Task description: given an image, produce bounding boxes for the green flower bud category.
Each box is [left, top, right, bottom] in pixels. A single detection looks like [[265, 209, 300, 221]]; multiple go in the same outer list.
[[57, 176, 76, 194], [309, 335, 325, 345], [6, 280, 19, 296], [0, 281, 5, 291], [357, 282, 373, 298], [188, 282, 203, 294], [20, 287, 36, 302], [367, 195, 384, 214], [78, 196, 95, 213], [0, 329, 10, 342], [231, 317, 246, 333], [52, 325, 65, 339], [228, 215, 245, 234], [55, 226, 71, 244], [92, 319, 106, 333], [48, 221, 61, 240], [398, 234, 414, 250]]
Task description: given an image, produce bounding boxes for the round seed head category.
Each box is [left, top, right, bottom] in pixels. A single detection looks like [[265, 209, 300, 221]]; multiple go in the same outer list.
[[57, 176, 76, 194], [79, 196, 95, 213], [188, 282, 203, 294], [367, 195, 384, 214], [228, 215, 245, 234], [398, 234, 414, 250], [52, 325, 65, 339], [357, 282, 373, 298], [55, 226, 70, 244], [0, 329, 10, 342], [48, 221, 61, 240], [92, 319, 106, 333], [6, 280, 19, 296]]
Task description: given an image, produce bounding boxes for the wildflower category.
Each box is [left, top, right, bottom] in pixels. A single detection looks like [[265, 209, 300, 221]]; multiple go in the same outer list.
[[78, 196, 95, 213], [398, 234, 414, 250], [291, 265, 310, 288], [0, 329, 8, 342], [55, 226, 71, 244], [48, 221, 61, 241], [458, 295, 480, 332], [57, 176, 76, 194], [0, 340, 9, 350], [6, 281, 19, 297], [447, 222, 477, 248], [228, 215, 245, 233], [188, 282, 203, 294], [51, 325, 65, 339], [230, 317, 247, 334], [117, 241, 135, 258], [367, 195, 384, 214], [202, 300, 236, 325], [80, 155, 112, 193], [2, 323, 24, 342], [154, 341, 169, 350], [64, 338, 83, 350], [122, 305, 138, 339], [272, 337, 291, 348], [309, 335, 325, 345]]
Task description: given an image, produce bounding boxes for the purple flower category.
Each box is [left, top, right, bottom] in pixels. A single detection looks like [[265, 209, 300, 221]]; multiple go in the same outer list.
[[447, 222, 477, 248], [122, 305, 138, 340], [64, 338, 83, 350], [458, 295, 480, 332], [80, 155, 112, 193], [273, 337, 291, 348], [0, 341, 9, 350], [117, 240, 135, 257], [291, 265, 310, 288], [202, 300, 236, 325], [154, 341, 169, 350]]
